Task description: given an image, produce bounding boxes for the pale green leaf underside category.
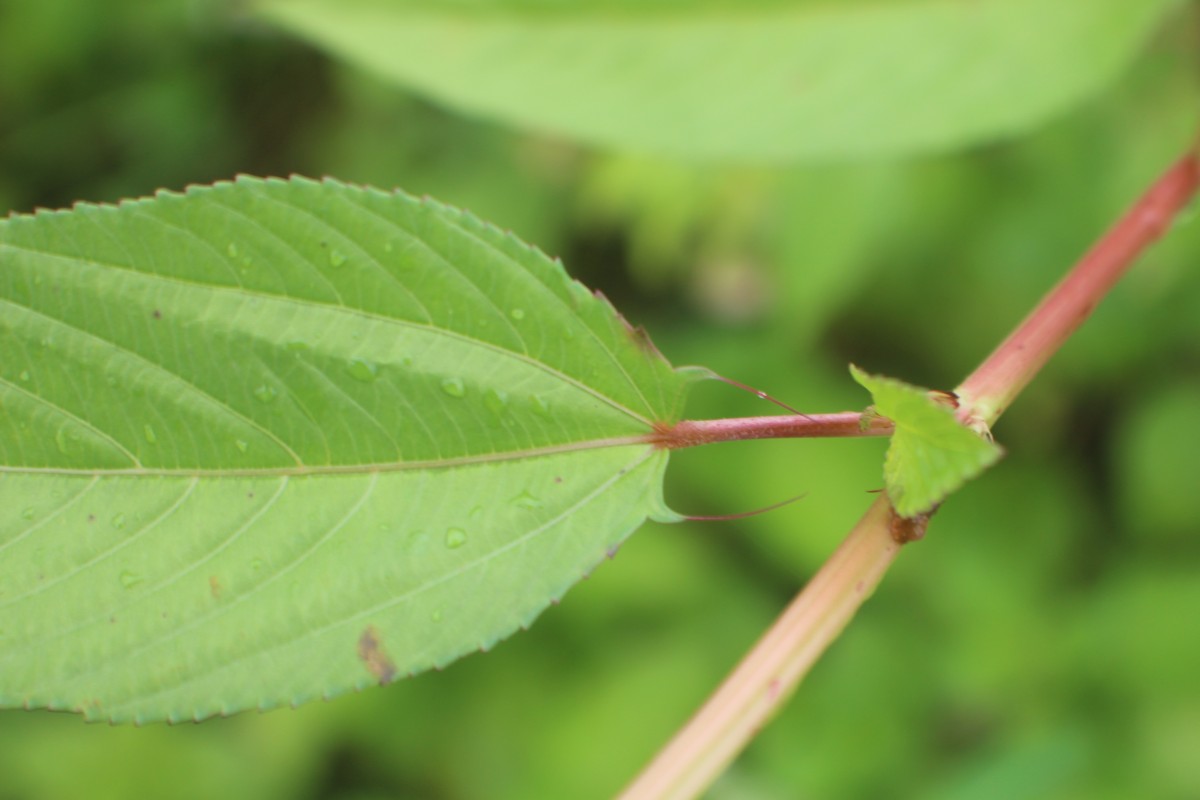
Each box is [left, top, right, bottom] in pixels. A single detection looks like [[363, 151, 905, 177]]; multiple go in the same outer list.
[[0, 177, 692, 722], [256, 0, 1178, 161], [851, 366, 1002, 518]]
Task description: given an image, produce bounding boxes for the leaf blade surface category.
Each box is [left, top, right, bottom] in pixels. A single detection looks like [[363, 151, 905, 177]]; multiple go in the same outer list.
[[0, 177, 689, 722]]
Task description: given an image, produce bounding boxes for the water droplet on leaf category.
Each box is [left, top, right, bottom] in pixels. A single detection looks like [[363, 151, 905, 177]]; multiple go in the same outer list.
[[329, 249, 347, 268], [346, 359, 380, 383], [235, 439, 249, 453], [111, 513, 126, 529], [18, 370, 29, 382], [510, 308, 526, 321], [119, 570, 143, 589], [511, 491, 543, 510], [530, 395, 551, 418], [227, 243, 239, 258], [445, 528, 467, 549], [21, 507, 35, 520], [143, 424, 157, 444], [407, 530, 430, 554], [440, 378, 465, 398], [483, 388, 508, 416], [253, 385, 278, 403]]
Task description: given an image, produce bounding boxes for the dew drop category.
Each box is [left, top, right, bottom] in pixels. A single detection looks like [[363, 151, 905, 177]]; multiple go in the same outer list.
[[111, 513, 126, 529], [18, 370, 29, 382], [407, 530, 430, 554], [253, 385, 278, 403], [119, 570, 143, 589], [511, 491, 543, 510], [445, 528, 468, 549], [235, 439, 249, 453], [384, 241, 395, 253], [510, 308, 526, 321], [227, 242, 239, 258], [440, 378, 466, 398], [54, 426, 70, 453], [21, 507, 35, 521], [250, 557, 264, 571], [483, 388, 508, 416], [346, 359, 379, 383], [530, 395, 551, 418], [143, 424, 157, 444], [430, 610, 443, 623], [329, 249, 347, 268]]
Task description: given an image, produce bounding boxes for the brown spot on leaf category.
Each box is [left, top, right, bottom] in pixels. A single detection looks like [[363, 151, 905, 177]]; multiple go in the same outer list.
[[209, 575, 221, 599], [358, 626, 397, 685]]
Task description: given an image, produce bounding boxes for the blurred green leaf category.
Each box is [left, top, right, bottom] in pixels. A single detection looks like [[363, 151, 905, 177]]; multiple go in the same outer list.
[[257, 0, 1179, 160], [0, 176, 692, 723], [851, 366, 1002, 517], [1113, 380, 1200, 539]]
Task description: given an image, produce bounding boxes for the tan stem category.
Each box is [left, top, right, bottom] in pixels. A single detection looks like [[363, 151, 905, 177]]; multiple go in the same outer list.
[[618, 498, 901, 800]]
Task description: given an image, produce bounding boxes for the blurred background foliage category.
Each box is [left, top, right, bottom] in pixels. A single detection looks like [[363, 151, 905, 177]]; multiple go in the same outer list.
[[2, 0, 1200, 798]]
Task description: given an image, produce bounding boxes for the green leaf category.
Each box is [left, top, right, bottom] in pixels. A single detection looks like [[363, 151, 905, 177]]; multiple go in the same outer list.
[[851, 366, 1002, 518], [0, 176, 693, 723], [255, 0, 1179, 161]]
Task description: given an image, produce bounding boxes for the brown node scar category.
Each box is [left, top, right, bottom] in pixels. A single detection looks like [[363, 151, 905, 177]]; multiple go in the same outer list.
[[888, 506, 932, 544]]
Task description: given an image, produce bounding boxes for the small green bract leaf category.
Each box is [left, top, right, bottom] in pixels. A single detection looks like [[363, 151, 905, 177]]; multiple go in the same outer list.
[[851, 365, 1002, 518], [0, 176, 695, 723]]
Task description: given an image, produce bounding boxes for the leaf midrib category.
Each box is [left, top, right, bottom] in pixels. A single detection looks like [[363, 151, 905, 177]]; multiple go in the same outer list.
[[0, 435, 656, 478]]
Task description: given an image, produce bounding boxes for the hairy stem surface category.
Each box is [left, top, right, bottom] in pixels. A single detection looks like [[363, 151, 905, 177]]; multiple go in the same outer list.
[[956, 145, 1200, 425], [619, 498, 899, 800], [652, 413, 893, 449]]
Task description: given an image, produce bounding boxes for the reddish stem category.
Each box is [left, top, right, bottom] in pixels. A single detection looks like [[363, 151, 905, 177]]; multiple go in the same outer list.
[[651, 413, 894, 450], [956, 145, 1200, 425]]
